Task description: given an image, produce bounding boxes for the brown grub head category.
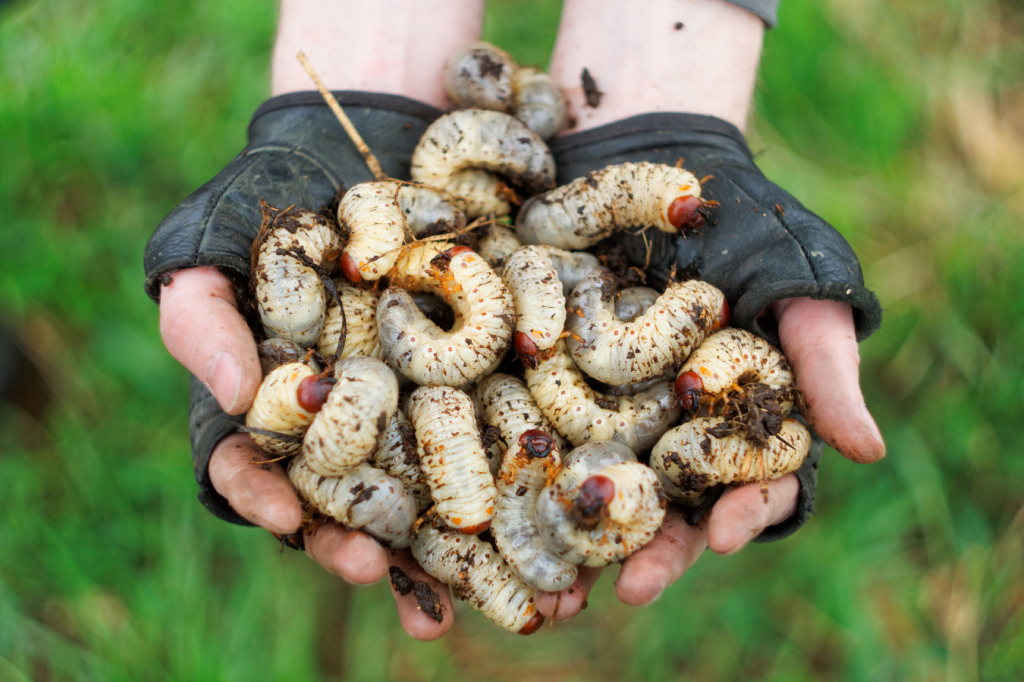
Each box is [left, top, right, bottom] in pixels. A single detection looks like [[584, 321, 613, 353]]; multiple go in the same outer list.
[[340, 252, 361, 283], [519, 429, 554, 459], [519, 612, 545, 635], [574, 475, 615, 530], [296, 374, 337, 412], [716, 298, 731, 330], [514, 331, 539, 369], [674, 370, 704, 419], [667, 195, 701, 231], [459, 520, 491, 535]]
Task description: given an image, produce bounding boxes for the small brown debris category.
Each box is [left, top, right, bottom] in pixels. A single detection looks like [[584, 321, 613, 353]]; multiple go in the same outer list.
[[581, 68, 603, 108]]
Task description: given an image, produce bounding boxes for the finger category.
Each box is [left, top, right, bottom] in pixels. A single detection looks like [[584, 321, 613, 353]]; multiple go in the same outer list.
[[208, 433, 303, 534], [303, 523, 389, 585], [773, 297, 885, 463], [534, 567, 602, 621], [385, 549, 454, 641], [705, 474, 799, 555], [614, 511, 707, 606], [159, 266, 262, 415]]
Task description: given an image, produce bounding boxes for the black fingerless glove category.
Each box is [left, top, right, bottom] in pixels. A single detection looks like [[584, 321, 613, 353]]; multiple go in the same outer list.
[[145, 92, 443, 525], [549, 113, 881, 542]]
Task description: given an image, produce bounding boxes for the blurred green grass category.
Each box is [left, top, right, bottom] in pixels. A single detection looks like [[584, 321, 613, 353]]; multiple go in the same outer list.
[[2, 0, 1024, 679]]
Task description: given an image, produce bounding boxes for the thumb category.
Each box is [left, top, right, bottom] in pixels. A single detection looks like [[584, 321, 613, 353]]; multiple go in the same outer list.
[[774, 297, 885, 463], [159, 266, 262, 415]]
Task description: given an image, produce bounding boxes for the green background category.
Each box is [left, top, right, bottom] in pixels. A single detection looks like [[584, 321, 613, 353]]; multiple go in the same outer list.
[[2, 0, 1024, 679]]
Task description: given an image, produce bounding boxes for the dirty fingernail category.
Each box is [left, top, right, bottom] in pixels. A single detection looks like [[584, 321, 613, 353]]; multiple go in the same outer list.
[[207, 351, 241, 412], [861, 404, 885, 450]]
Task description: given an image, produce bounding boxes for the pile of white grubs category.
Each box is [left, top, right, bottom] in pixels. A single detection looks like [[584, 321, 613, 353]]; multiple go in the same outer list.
[[242, 43, 812, 634]]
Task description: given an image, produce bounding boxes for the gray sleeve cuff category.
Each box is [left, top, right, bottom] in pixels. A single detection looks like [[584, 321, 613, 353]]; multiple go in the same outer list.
[[724, 0, 779, 27]]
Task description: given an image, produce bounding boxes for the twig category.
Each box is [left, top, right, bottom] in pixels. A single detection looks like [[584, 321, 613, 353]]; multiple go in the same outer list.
[[296, 51, 387, 182]]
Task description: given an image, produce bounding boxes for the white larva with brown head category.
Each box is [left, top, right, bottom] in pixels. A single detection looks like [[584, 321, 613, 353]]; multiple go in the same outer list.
[[302, 356, 399, 477], [650, 417, 812, 504], [411, 109, 556, 217], [245, 362, 335, 456], [491, 430, 578, 592], [475, 373, 567, 456], [534, 441, 666, 567], [254, 208, 342, 347], [377, 245, 515, 387], [515, 162, 708, 250], [288, 456, 416, 549], [371, 410, 432, 513], [338, 181, 466, 282], [525, 341, 681, 453], [316, 278, 382, 360], [411, 517, 545, 634], [565, 271, 728, 385], [407, 386, 497, 533]]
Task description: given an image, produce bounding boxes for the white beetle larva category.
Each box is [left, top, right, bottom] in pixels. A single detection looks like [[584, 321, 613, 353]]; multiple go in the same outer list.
[[510, 68, 567, 141], [288, 456, 416, 549], [411, 517, 545, 634], [316, 278, 382, 360], [411, 109, 556, 217], [475, 373, 567, 455], [443, 42, 517, 112], [475, 223, 521, 274], [407, 385, 497, 533], [254, 207, 342, 347], [303, 356, 399, 477], [491, 430, 578, 591], [377, 246, 515, 387], [338, 181, 466, 282], [246, 362, 335, 456], [515, 162, 709, 250], [257, 338, 318, 377], [650, 417, 812, 504], [525, 341, 682, 453], [502, 245, 601, 366], [565, 271, 728, 386], [371, 410, 432, 513], [534, 442, 665, 567]]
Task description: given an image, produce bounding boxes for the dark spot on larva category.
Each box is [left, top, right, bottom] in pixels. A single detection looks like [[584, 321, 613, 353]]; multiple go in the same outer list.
[[376, 412, 388, 432], [676, 462, 709, 493], [516, 486, 528, 496], [387, 299, 400, 308]]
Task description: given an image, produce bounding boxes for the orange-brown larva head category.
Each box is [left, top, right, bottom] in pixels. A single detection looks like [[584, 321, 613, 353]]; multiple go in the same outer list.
[[514, 331, 539, 369], [674, 370, 704, 419], [459, 520, 491, 535], [443, 245, 474, 257], [519, 612, 545, 635], [716, 299, 731, 330], [296, 374, 337, 412], [574, 475, 615, 530], [667, 195, 707, 234], [340, 252, 362, 283], [519, 429, 554, 459]]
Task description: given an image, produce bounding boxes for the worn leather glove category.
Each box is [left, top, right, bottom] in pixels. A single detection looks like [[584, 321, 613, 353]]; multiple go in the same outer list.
[[549, 112, 881, 542], [144, 91, 443, 524]]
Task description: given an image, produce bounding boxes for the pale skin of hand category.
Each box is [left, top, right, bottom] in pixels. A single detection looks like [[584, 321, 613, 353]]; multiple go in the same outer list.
[[157, 0, 886, 638]]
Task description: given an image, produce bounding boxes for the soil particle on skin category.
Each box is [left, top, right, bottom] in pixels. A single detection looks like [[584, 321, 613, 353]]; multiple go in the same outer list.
[[389, 566, 445, 623], [581, 68, 603, 108], [389, 566, 416, 595], [675, 21, 684, 30]]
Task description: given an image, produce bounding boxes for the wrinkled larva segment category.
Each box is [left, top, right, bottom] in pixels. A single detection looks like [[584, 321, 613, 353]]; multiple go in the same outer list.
[[408, 386, 497, 532], [476, 224, 521, 274], [339, 181, 467, 282], [650, 417, 812, 504], [525, 341, 682, 453], [303, 357, 399, 477], [476, 373, 567, 455], [534, 448, 665, 567], [257, 338, 318, 377], [255, 209, 341, 346], [502, 246, 568, 354], [411, 109, 556, 217], [377, 247, 515, 387], [317, 278, 382, 360], [246, 363, 323, 455], [442, 42, 516, 112], [388, 241, 454, 294], [511, 68, 567, 141], [515, 162, 702, 250], [492, 431, 578, 591], [679, 328, 794, 410], [412, 518, 542, 634], [288, 457, 416, 548], [372, 410, 432, 513], [566, 271, 726, 385], [615, 287, 661, 324]]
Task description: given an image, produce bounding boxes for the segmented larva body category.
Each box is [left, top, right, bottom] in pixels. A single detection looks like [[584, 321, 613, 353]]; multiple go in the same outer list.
[[566, 271, 727, 385], [288, 456, 416, 549], [411, 109, 556, 217], [476, 373, 567, 455], [476, 224, 521, 274], [676, 328, 794, 412], [257, 338, 317, 377], [492, 431, 578, 591], [377, 246, 515, 387], [317, 278, 382, 360], [650, 417, 812, 503], [339, 181, 466, 282], [303, 357, 399, 477], [502, 245, 601, 362], [408, 386, 497, 533], [525, 341, 682, 452], [510, 68, 567, 141], [443, 42, 517, 112], [254, 209, 342, 346], [372, 410, 432, 513], [411, 518, 544, 634], [534, 442, 665, 567], [515, 162, 704, 250], [246, 362, 330, 456]]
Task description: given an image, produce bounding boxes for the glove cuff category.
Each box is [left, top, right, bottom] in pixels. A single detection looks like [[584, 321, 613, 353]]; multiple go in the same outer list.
[[190, 375, 250, 526]]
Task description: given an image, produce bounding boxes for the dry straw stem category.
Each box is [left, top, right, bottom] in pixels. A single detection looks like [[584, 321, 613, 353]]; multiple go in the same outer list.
[[296, 51, 387, 182]]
